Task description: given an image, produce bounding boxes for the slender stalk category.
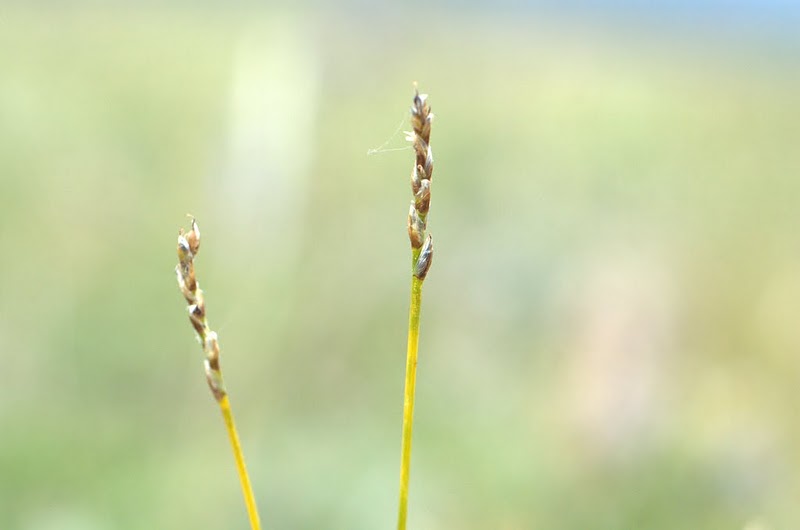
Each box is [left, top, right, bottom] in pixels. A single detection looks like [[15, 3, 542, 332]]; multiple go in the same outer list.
[[176, 218, 262, 530], [397, 87, 435, 530], [397, 276, 423, 530], [219, 395, 261, 530]]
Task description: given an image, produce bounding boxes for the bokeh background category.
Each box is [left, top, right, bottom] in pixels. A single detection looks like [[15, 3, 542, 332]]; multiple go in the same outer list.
[[2, 2, 800, 529]]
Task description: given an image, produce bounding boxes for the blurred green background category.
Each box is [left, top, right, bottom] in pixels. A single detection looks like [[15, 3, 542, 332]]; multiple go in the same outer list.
[[2, 3, 800, 529]]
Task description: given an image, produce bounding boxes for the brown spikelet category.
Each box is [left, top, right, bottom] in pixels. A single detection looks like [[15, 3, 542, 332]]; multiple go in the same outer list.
[[414, 234, 433, 280]]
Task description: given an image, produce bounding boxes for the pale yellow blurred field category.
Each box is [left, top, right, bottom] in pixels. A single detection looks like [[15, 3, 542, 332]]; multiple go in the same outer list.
[[1, 5, 800, 529]]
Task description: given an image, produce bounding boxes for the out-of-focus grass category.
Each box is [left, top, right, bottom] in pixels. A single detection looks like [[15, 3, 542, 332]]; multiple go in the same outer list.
[[1, 5, 800, 530]]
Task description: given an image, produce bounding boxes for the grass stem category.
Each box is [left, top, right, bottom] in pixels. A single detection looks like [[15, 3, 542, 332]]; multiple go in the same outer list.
[[397, 276, 423, 530], [219, 395, 262, 530], [175, 218, 263, 530], [396, 86, 435, 530]]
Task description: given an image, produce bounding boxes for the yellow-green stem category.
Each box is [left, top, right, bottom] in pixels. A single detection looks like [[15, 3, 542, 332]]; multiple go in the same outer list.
[[397, 275, 423, 530], [219, 395, 262, 530]]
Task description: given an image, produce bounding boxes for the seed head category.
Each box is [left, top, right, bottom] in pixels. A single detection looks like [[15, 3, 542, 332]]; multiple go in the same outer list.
[[175, 218, 227, 401], [406, 88, 435, 280]]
